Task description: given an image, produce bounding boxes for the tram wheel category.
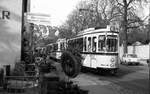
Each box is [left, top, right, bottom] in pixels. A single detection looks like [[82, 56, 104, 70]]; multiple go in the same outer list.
[[110, 69, 117, 76], [81, 66, 88, 73], [97, 69, 105, 75], [61, 51, 81, 78]]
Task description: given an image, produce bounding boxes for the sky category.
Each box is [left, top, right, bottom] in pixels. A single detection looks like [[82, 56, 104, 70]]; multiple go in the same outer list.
[[31, 0, 81, 26], [30, 0, 150, 26]]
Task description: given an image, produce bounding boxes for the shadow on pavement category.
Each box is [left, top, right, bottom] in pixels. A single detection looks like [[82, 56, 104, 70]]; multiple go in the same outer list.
[[111, 78, 149, 94], [82, 64, 147, 79]]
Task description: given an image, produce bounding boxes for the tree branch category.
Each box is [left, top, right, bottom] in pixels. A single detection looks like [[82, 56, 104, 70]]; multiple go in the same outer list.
[[127, 18, 142, 25], [127, 0, 135, 7], [127, 26, 140, 29], [100, 4, 108, 20], [115, 0, 124, 7], [116, 7, 124, 15], [109, 13, 122, 21], [127, 6, 134, 10]]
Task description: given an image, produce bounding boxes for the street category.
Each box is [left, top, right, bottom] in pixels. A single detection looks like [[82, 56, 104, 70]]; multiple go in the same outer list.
[[72, 62, 149, 94]]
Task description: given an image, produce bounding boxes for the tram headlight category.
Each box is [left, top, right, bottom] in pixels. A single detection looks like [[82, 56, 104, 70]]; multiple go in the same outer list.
[[110, 58, 115, 67], [110, 58, 115, 62], [110, 63, 115, 67]]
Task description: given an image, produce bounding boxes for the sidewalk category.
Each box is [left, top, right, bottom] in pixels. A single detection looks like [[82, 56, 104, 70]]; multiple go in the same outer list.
[[80, 85, 119, 94], [140, 60, 149, 66]]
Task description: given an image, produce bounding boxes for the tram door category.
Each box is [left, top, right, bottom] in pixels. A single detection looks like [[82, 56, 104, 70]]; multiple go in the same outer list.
[[83, 36, 92, 68], [90, 36, 97, 68]]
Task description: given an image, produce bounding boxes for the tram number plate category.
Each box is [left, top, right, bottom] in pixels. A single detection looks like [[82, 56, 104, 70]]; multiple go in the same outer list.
[[101, 64, 109, 66]]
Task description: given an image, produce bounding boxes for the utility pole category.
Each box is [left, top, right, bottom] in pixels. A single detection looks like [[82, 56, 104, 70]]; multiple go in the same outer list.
[[148, 0, 150, 64]]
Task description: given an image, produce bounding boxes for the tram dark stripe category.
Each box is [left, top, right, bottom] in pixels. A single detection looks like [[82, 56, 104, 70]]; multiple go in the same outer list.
[[49, 51, 118, 55], [81, 52, 118, 55]]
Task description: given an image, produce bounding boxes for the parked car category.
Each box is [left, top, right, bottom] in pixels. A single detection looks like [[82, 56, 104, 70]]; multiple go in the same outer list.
[[121, 54, 140, 65]]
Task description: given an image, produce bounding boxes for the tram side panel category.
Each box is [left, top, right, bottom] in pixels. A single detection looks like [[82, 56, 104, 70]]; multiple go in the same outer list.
[[82, 54, 119, 69], [0, 0, 23, 69]]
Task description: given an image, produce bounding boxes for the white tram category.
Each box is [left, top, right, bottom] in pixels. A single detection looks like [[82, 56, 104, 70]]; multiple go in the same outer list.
[[67, 26, 119, 74]]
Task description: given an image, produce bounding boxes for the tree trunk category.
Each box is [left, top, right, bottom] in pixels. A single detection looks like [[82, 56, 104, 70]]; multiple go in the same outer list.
[[123, 0, 128, 53], [95, 0, 102, 27]]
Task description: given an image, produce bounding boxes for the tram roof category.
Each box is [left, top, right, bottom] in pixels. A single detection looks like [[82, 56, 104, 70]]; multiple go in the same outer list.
[[77, 25, 119, 36]]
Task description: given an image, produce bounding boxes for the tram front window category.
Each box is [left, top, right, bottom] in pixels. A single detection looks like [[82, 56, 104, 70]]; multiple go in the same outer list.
[[106, 36, 117, 52]]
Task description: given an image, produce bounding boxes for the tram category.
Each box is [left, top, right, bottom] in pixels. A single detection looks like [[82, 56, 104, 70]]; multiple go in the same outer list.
[[66, 26, 119, 74], [46, 25, 119, 74], [45, 39, 66, 59]]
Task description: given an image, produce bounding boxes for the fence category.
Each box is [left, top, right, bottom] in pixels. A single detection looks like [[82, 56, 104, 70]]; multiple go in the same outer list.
[[119, 44, 150, 60], [0, 76, 39, 94], [0, 75, 88, 94]]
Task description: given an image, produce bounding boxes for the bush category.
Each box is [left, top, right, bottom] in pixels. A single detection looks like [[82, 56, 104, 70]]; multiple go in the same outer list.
[[12, 61, 25, 76]]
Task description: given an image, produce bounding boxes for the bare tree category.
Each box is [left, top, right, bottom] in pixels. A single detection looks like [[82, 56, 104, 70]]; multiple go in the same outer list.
[[64, 0, 106, 36], [114, 0, 147, 53], [59, 0, 147, 48]]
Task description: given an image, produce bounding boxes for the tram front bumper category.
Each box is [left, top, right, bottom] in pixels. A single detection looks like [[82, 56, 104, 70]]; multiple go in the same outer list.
[[97, 67, 119, 71]]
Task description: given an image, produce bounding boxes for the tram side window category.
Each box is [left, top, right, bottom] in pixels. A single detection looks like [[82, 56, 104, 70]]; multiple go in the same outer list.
[[60, 43, 65, 51], [71, 40, 74, 47], [88, 37, 92, 52], [46, 46, 49, 54], [77, 38, 83, 52], [92, 37, 97, 52], [98, 35, 105, 51], [49, 45, 52, 52], [83, 37, 87, 52], [53, 44, 58, 51], [47, 45, 52, 53], [67, 40, 73, 49], [63, 42, 66, 50]]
